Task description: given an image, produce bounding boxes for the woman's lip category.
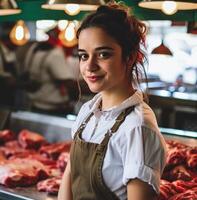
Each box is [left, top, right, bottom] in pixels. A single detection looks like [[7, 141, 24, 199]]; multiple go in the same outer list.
[[86, 75, 103, 82]]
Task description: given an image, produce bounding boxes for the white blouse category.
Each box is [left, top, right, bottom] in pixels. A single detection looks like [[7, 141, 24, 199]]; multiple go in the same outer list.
[[71, 91, 167, 200]]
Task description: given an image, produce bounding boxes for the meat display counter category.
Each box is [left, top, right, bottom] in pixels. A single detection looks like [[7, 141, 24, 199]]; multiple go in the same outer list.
[[0, 110, 196, 200], [0, 110, 72, 200]]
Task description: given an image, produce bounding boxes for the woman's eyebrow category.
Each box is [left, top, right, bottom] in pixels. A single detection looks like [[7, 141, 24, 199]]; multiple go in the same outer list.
[[78, 46, 114, 53], [95, 46, 114, 51], [78, 49, 86, 53]]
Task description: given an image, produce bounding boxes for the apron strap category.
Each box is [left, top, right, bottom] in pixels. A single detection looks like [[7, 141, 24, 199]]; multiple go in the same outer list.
[[111, 106, 135, 133], [97, 106, 135, 154], [73, 112, 94, 139]]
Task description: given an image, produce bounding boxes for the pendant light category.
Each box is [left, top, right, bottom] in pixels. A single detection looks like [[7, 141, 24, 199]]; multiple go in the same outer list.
[[151, 40, 173, 55], [42, 0, 106, 16], [9, 20, 30, 46], [58, 21, 78, 47], [138, 0, 197, 15], [0, 0, 21, 16]]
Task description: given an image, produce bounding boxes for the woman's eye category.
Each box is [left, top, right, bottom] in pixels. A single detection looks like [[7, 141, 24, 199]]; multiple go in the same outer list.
[[78, 54, 88, 61], [98, 52, 111, 59]]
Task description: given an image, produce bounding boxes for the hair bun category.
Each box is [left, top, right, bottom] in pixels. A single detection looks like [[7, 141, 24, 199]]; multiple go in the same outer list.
[[97, 5, 127, 22], [97, 5, 109, 13]]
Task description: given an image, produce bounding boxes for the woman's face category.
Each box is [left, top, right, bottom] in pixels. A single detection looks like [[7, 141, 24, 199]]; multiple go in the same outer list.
[[78, 27, 130, 94]]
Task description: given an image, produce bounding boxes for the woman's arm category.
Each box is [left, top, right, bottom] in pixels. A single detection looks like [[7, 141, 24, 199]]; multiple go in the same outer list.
[[58, 159, 73, 200], [127, 178, 157, 200]]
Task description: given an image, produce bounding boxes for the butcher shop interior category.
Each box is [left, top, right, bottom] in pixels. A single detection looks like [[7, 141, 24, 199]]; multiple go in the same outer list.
[[0, 0, 197, 200]]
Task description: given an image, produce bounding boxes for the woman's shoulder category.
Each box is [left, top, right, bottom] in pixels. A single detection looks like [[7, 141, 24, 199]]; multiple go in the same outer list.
[[127, 101, 159, 132]]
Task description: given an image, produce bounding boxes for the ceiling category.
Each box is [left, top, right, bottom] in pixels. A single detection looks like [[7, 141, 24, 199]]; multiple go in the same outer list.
[[0, 0, 196, 21]]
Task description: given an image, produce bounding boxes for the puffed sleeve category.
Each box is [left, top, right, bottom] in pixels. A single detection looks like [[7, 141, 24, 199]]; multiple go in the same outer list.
[[121, 126, 167, 193]]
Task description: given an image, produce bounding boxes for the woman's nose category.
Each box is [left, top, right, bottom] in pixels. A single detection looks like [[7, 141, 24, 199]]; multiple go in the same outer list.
[[86, 56, 99, 72]]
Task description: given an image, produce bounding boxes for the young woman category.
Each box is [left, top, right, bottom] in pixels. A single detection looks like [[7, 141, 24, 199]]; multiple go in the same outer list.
[[58, 2, 167, 200]]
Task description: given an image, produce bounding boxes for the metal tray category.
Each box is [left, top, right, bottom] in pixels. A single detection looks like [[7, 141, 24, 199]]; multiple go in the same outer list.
[[0, 186, 57, 200]]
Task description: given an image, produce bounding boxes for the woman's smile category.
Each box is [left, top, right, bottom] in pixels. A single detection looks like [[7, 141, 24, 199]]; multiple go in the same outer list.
[[86, 75, 105, 83]]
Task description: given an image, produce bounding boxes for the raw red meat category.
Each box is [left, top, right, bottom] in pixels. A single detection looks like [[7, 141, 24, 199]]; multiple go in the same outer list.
[[45, 165, 62, 177], [0, 130, 15, 144], [57, 152, 69, 172], [0, 151, 6, 163], [166, 148, 186, 167], [186, 148, 197, 169], [9, 152, 56, 166], [39, 141, 71, 160], [172, 180, 197, 192], [0, 158, 49, 187], [169, 189, 197, 200], [168, 165, 192, 181], [37, 177, 61, 195], [18, 129, 47, 150], [165, 140, 188, 150], [158, 180, 177, 200], [0, 142, 36, 158], [5, 140, 20, 148]]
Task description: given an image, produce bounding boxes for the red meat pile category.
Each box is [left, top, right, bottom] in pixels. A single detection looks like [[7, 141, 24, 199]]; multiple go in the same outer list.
[[0, 129, 71, 195], [158, 140, 197, 200], [1, 129, 196, 198]]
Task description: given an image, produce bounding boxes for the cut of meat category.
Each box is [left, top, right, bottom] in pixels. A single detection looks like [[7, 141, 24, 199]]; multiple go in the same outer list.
[[18, 129, 47, 150], [37, 177, 61, 195], [166, 148, 186, 167], [165, 140, 188, 150], [39, 141, 72, 160], [186, 148, 197, 169], [169, 189, 197, 200], [45, 165, 62, 178], [0, 130, 15, 144], [57, 152, 69, 172], [158, 180, 178, 200], [165, 165, 193, 182], [9, 152, 56, 166], [0, 141, 36, 158], [0, 158, 49, 187], [172, 180, 197, 191]]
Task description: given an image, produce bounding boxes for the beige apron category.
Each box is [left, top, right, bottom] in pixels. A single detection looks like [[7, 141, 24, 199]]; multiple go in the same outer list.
[[70, 106, 134, 200]]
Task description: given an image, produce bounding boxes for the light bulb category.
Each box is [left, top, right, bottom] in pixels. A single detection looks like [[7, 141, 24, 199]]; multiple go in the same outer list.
[[64, 4, 80, 16], [58, 21, 77, 47], [9, 20, 30, 46], [58, 20, 69, 31], [162, 1, 177, 15]]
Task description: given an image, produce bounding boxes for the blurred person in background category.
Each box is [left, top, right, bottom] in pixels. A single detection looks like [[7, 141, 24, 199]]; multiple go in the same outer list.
[[0, 26, 17, 109], [15, 27, 85, 116]]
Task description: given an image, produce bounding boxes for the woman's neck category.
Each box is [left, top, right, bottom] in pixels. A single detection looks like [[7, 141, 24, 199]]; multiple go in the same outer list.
[[100, 86, 135, 110]]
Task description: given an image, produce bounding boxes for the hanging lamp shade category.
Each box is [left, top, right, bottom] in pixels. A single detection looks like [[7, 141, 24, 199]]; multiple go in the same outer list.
[[139, 0, 197, 15], [42, 0, 106, 15], [0, 0, 21, 16], [151, 40, 173, 55]]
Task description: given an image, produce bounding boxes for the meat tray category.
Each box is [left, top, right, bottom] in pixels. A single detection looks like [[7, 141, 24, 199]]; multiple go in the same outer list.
[[0, 185, 57, 200], [0, 110, 196, 200], [0, 111, 71, 200]]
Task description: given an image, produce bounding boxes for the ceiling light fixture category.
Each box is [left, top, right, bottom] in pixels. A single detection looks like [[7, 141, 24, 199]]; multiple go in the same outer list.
[[9, 20, 30, 46], [0, 0, 21, 16], [138, 0, 197, 15], [42, 0, 106, 16]]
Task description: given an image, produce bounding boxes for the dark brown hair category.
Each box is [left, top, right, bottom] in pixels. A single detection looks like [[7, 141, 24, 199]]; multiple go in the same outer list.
[[77, 1, 148, 89]]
